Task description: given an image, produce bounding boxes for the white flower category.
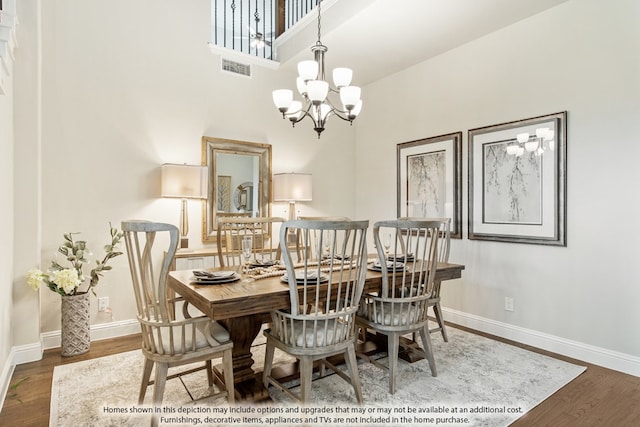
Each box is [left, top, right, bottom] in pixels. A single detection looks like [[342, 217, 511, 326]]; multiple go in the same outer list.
[[26, 269, 44, 291], [24, 225, 123, 297], [52, 269, 81, 295]]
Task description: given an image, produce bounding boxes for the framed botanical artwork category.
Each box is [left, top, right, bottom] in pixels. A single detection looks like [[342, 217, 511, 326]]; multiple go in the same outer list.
[[397, 132, 462, 239], [216, 175, 231, 212], [468, 111, 567, 245]]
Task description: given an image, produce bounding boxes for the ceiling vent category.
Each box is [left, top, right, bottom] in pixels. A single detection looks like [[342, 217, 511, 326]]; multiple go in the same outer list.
[[221, 58, 251, 78]]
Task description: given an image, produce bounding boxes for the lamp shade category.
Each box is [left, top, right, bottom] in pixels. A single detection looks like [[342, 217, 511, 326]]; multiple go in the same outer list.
[[160, 164, 207, 199], [273, 173, 312, 202]]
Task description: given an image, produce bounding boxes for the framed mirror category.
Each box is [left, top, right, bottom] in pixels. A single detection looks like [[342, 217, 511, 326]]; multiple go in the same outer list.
[[201, 137, 272, 243]]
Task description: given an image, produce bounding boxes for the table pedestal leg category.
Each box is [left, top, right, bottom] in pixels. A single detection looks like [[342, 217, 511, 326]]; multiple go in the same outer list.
[[217, 315, 270, 401]]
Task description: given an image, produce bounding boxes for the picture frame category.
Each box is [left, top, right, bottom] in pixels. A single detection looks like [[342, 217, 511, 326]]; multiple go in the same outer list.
[[468, 111, 567, 245], [397, 132, 462, 239]]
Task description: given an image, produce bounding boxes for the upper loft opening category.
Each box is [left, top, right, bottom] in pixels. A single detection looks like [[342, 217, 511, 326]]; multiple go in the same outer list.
[[210, 0, 319, 63]]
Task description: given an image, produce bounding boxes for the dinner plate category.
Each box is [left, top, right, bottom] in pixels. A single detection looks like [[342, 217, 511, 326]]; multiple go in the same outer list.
[[281, 271, 329, 284], [192, 270, 240, 285], [248, 260, 279, 268], [193, 270, 236, 279], [387, 253, 414, 262], [368, 261, 405, 272], [321, 254, 351, 261]]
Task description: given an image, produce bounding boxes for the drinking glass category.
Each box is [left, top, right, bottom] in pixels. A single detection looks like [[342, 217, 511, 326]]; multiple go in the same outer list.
[[241, 236, 254, 282], [383, 233, 392, 257]]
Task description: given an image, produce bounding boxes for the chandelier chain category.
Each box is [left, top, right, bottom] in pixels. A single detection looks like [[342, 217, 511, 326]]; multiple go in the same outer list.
[[316, 0, 322, 44]]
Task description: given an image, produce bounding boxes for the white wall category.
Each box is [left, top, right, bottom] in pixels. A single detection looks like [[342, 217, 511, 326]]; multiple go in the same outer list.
[[14, 0, 357, 343], [13, 0, 42, 357], [355, 0, 640, 366], [0, 16, 15, 387], [1, 0, 19, 399]]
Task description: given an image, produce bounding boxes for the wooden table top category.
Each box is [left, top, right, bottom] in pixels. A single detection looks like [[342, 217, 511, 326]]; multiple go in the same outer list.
[[168, 261, 465, 321]]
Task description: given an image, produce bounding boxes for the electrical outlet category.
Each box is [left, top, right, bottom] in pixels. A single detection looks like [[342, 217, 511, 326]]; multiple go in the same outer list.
[[98, 297, 109, 312], [504, 297, 514, 312]]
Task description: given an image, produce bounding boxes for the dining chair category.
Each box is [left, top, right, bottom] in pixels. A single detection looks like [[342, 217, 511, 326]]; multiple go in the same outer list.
[[263, 219, 369, 404], [216, 216, 286, 268], [399, 217, 451, 341], [122, 221, 234, 426], [356, 218, 442, 394]]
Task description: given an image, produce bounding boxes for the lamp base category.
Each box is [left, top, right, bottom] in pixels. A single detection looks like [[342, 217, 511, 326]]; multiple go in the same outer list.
[[180, 237, 189, 249], [286, 201, 298, 246], [288, 201, 297, 221]]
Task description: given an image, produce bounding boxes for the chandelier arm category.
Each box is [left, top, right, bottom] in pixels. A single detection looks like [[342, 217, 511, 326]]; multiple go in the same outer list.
[[329, 111, 355, 123], [322, 97, 354, 118], [288, 102, 320, 127]]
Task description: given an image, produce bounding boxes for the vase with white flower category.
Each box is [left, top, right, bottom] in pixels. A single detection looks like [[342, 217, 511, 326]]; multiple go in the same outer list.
[[26, 224, 123, 356]]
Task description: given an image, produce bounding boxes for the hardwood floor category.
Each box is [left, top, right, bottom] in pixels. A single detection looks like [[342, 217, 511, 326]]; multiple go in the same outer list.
[[0, 334, 141, 427], [1, 326, 639, 426]]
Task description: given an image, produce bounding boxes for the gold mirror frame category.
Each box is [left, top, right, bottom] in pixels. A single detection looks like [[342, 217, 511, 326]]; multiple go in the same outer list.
[[201, 136, 272, 243]]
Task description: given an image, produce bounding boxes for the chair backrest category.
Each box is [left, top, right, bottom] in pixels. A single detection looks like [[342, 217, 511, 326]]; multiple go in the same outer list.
[[398, 217, 450, 262], [374, 219, 442, 300], [295, 216, 352, 260], [122, 221, 178, 325], [215, 212, 252, 235], [217, 216, 286, 267], [123, 220, 205, 357], [275, 219, 369, 348]]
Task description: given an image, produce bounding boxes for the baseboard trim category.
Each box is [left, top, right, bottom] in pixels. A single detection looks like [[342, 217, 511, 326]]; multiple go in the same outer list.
[[0, 348, 17, 413], [41, 319, 140, 351], [443, 307, 640, 377], [12, 341, 43, 365]]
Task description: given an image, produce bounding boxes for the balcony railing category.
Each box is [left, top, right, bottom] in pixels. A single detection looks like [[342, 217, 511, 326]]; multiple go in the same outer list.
[[211, 0, 319, 61]]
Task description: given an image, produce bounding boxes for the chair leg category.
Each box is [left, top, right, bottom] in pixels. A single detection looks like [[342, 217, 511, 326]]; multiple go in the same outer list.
[[345, 345, 364, 404], [387, 333, 400, 394], [263, 339, 275, 388], [139, 358, 154, 404], [433, 302, 448, 342], [152, 363, 168, 406], [299, 356, 313, 404], [358, 325, 367, 343], [222, 348, 235, 404], [151, 363, 168, 427], [205, 360, 214, 386], [419, 326, 438, 377]]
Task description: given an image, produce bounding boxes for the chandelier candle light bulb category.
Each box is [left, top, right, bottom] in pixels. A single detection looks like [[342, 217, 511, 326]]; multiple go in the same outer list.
[[272, 0, 362, 138]]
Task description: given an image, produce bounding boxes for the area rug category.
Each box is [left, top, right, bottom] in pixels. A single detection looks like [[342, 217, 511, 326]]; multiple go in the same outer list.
[[50, 325, 585, 427]]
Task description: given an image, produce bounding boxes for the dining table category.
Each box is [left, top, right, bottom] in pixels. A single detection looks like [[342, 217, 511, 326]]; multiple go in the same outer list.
[[168, 259, 465, 401]]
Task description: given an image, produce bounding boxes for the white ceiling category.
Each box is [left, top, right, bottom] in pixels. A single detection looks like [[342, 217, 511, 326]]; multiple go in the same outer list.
[[275, 0, 568, 85]]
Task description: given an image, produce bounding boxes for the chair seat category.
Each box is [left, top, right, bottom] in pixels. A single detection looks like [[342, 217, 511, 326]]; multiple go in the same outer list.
[[287, 318, 346, 348], [361, 301, 420, 326], [156, 320, 230, 354], [204, 320, 230, 342]]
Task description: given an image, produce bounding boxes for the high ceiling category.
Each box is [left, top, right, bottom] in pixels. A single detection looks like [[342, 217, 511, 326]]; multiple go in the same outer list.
[[275, 0, 568, 85]]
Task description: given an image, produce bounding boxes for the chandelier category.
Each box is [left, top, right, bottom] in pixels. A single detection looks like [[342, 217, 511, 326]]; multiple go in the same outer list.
[[506, 127, 555, 156], [272, 0, 362, 138]]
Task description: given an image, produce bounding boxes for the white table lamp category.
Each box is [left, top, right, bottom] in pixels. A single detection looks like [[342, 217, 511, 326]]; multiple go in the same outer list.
[[161, 164, 207, 248], [273, 173, 312, 220]]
